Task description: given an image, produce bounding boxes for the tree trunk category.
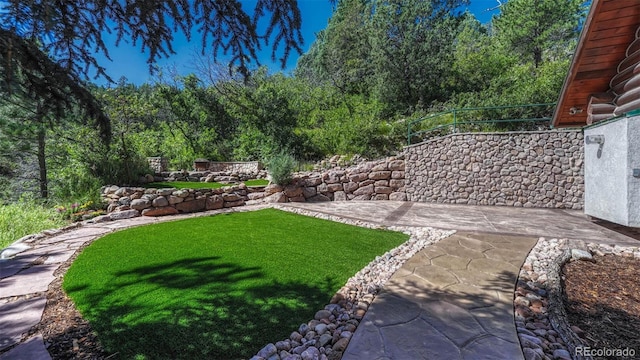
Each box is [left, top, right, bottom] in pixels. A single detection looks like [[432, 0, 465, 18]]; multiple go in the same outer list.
[[37, 126, 48, 199]]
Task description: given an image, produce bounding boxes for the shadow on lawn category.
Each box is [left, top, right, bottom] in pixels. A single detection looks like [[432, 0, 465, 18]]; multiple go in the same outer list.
[[64, 256, 338, 360]]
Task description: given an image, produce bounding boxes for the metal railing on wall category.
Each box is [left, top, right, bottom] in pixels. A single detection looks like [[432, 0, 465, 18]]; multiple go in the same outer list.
[[407, 103, 557, 145]]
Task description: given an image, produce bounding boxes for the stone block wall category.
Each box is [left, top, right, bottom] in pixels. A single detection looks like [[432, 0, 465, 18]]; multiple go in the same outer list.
[[102, 156, 407, 218], [404, 130, 584, 209]]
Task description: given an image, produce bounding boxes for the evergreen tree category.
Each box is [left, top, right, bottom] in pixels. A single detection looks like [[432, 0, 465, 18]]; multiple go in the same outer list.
[[297, 0, 373, 95], [493, 0, 585, 68], [369, 0, 467, 114]]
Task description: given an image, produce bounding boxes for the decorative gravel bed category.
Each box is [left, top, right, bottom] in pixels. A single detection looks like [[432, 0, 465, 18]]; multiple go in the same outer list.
[[248, 205, 455, 360]]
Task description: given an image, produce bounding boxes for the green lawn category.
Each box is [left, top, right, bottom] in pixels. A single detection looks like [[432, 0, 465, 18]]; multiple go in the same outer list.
[[63, 209, 407, 359], [145, 179, 269, 189]]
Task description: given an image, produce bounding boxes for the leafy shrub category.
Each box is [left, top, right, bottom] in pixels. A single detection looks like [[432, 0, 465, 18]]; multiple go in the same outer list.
[[266, 152, 297, 185]]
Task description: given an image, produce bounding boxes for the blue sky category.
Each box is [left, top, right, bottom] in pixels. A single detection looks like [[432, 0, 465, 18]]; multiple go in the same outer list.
[[94, 0, 501, 85]]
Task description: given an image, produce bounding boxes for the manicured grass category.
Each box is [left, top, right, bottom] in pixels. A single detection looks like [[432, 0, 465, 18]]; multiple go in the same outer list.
[[241, 179, 270, 187], [0, 202, 67, 249], [146, 179, 269, 189], [63, 209, 407, 359]]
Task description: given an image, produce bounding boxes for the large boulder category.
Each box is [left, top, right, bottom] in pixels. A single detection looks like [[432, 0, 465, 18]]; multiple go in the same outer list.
[[302, 187, 317, 198], [175, 198, 206, 213], [130, 199, 151, 211], [307, 194, 331, 202], [142, 207, 179, 217], [224, 199, 246, 208], [388, 160, 405, 171], [353, 184, 374, 196], [368, 171, 391, 180], [264, 192, 287, 203], [110, 209, 140, 220], [222, 193, 243, 202], [206, 195, 224, 210], [264, 184, 284, 196], [152, 196, 169, 207], [284, 185, 303, 198]]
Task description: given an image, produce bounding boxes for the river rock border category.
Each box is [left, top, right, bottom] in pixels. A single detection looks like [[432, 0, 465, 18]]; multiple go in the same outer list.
[[516, 239, 640, 360], [248, 205, 455, 360]]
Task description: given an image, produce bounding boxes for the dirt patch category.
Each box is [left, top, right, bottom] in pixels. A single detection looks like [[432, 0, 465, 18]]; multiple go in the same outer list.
[[562, 254, 640, 359]]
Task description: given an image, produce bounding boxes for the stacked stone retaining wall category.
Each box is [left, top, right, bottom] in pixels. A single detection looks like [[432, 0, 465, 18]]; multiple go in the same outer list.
[[103, 157, 406, 217], [102, 184, 257, 219], [106, 131, 585, 218], [254, 156, 407, 204], [208, 161, 263, 173], [404, 130, 584, 209]]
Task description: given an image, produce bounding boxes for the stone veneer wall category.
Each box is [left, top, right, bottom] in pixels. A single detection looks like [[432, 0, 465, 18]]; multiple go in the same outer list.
[[404, 130, 585, 209]]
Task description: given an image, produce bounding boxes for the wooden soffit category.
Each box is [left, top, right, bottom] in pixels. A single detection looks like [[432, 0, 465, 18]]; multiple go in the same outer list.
[[552, 0, 640, 128]]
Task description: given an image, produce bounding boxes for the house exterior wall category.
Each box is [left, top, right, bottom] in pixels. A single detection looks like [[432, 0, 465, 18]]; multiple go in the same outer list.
[[584, 115, 640, 226]]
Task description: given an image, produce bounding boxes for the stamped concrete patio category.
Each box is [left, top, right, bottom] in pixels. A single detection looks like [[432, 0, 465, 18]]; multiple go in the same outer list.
[[282, 201, 639, 359], [1, 201, 638, 359]]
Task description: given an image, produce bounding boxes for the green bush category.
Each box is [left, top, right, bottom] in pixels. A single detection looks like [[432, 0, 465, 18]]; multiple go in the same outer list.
[[266, 152, 297, 185]]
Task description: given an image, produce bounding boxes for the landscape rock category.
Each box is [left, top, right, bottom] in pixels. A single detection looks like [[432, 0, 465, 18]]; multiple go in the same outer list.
[[141, 207, 178, 217], [173, 189, 190, 198], [264, 192, 287, 203], [389, 192, 407, 201], [109, 209, 140, 220], [257, 343, 277, 358], [307, 194, 330, 202], [206, 195, 224, 210], [175, 198, 206, 213], [130, 199, 151, 210], [152, 196, 169, 207], [224, 199, 246, 208]]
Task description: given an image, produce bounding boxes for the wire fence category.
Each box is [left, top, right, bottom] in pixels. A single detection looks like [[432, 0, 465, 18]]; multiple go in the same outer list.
[[407, 103, 557, 145]]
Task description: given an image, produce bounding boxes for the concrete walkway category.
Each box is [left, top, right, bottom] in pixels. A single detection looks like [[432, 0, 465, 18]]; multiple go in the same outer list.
[[0, 201, 638, 359], [341, 231, 537, 360]]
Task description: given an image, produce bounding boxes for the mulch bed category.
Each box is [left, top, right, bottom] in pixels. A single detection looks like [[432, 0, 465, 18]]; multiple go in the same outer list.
[[32, 243, 110, 360], [562, 254, 640, 359]]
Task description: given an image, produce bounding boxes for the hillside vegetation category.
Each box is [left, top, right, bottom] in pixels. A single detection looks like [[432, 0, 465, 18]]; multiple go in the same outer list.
[[0, 0, 586, 205]]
